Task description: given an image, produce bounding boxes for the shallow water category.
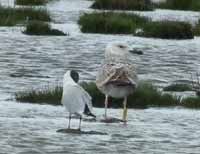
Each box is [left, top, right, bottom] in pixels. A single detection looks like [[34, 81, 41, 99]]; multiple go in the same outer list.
[[0, 0, 200, 153], [1, 101, 200, 154]]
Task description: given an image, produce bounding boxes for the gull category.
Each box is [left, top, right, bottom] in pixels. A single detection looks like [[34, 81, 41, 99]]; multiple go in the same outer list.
[[96, 43, 138, 123], [61, 70, 95, 130]]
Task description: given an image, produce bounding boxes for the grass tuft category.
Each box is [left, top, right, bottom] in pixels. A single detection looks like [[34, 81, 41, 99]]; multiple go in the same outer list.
[[181, 97, 200, 109], [78, 12, 194, 39], [196, 91, 200, 97], [91, 0, 153, 11], [137, 20, 194, 39], [163, 83, 192, 92], [15, 0, 47, 6], [15, 86, 62, 105], [24, 21, 66, 36], [127, 82, 180, 108], [156, 0, 200, 11], [0, 6, 51, 26], [78, 12, 148, 34], [193, 20, 200, 36]]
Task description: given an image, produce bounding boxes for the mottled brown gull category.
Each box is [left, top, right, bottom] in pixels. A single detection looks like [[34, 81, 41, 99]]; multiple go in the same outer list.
[[96, 43, 138, 123]]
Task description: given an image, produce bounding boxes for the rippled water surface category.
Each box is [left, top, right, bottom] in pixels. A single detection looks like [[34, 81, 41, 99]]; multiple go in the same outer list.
[[0, 0, 200, 153], [1, 101, 200, 154]]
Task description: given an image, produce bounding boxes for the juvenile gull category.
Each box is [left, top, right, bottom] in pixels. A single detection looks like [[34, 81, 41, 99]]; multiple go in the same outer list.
[[61, 70, 95, 130], [96, 43, 138, 122]]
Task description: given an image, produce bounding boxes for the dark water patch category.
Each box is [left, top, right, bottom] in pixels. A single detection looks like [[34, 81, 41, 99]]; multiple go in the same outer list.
[[57, 129, 108, 135]]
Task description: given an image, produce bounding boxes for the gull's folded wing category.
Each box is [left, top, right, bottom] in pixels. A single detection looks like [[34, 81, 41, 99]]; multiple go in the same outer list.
[[61, 84, 93, 114], [96, 61, 138, 87]]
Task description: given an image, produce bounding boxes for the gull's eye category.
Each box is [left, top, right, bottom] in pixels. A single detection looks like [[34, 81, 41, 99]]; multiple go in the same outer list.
[[118, 45, 125, 48]]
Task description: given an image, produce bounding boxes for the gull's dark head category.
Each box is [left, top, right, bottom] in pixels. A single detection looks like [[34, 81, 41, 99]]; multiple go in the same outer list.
[[70, 70, 79, 83]]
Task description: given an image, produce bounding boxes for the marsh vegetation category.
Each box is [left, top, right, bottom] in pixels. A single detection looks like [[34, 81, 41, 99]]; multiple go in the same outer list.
[[78, 12, 194, 39], [0, 6, 51, 26], [24, 21, 66, 36], [90, 0, 200, 11], [138, 21, 193, 39], [78, 12, 147, 34], [91, 0, 153, 11], [194, 20, 200, 36], [15, 0, 47, 6], [163, 83, 192, 92], [156, 0, 200, 11], [15, 85, 62, 105], [15, 82, 200, 109]]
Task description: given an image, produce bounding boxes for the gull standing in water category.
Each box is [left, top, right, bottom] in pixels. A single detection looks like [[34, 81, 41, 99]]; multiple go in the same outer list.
[[61, 70, 95, 130], [96, 43, 138, 123]]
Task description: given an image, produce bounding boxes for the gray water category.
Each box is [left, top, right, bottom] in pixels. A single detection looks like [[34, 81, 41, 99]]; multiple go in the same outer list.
[[0, 0, 200, 153], [1, 101, 200, 154]]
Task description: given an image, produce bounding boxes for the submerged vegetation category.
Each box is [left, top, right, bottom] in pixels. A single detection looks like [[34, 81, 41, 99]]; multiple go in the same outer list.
[[78, 12, 194, 39], [24, 21, 66, 36], [91, 0, 153, 11], [156, 0, 200, 11], [15, 0, 47, 6], [15, 82, 200, 109], [0, 6, 51, 26]]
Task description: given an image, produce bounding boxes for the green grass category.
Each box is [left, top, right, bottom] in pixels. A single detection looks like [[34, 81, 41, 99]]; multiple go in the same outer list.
[[15, 0, 47, 5], [194, 20, 200, 36], [136, 20, 194, 39], [15, 82, 181, 109], [196, 91, 200, 97], [78, 12, 148, 34], [0, 6, 51, 26], [15, 86, 62, 105], [126, 82, 180, 108], [78, 12, 194, 39], [181, 97, 200, 109], [163, 83, 192, 92], [156, 0, 200, 11], [24, 21, 66, 36], [91, 0, 153, 11]]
